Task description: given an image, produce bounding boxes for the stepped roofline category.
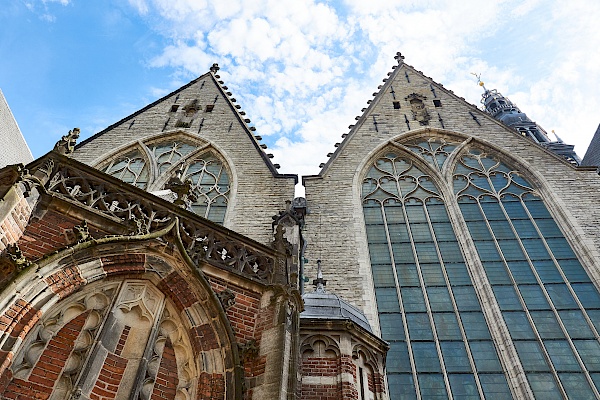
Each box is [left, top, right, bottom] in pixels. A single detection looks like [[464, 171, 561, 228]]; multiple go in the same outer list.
[[76, 66, 297, 183]]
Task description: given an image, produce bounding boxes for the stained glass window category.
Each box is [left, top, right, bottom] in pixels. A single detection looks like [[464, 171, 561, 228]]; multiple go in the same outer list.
[[101, 139, 230, 224], [454, 148, 600, 398], [363, 151, 510, 399]]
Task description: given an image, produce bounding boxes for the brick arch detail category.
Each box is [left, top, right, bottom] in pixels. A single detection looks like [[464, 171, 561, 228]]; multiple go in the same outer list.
[[0, 243, 243, 399]]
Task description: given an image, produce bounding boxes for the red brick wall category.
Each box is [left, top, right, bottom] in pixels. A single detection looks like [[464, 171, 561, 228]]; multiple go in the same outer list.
[[0, 311, 89, 399], [300, 357, 341, 400], [150, 339, 178, 400]]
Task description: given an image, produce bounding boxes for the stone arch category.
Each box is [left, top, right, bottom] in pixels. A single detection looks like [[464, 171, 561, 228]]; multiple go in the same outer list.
[[0, 240, 242, 399], [300, 334, 341, 359]]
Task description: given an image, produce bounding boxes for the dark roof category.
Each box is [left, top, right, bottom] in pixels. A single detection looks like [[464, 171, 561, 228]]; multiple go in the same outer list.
[[301, 290, 373, 333]]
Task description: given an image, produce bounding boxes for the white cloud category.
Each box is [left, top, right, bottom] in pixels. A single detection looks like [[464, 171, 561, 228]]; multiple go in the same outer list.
[[129, 0, 600, 176]]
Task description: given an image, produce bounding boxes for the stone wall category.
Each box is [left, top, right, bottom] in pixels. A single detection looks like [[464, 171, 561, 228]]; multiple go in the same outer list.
[[72, 71, 296, 246]]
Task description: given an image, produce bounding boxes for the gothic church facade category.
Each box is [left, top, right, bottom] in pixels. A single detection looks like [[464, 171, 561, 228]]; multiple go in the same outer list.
[[0, 54, 599, 400]]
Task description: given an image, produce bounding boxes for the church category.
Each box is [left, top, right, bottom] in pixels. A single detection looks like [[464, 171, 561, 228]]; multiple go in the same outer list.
[[0, 53, 599, 399]]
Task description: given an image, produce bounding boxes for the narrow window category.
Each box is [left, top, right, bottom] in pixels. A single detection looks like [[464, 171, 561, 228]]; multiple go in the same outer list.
[[393, 101, 401, 109], [170, 105, 179, 112], [433, 99, 442, 107], [205, 104, 214, 112]]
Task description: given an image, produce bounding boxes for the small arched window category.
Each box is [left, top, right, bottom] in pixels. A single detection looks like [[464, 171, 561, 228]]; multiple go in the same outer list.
[[100, 138, 230, 224]]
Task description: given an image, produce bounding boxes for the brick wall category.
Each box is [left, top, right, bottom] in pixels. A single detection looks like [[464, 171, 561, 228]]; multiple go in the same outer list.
[[0, 311, 89, 399]]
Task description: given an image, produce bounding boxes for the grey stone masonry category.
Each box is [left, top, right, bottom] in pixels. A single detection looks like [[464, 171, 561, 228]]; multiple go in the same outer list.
[[0, 89, 33, 168], [303, 59, 600, 398], [73, 70, 296, 246]]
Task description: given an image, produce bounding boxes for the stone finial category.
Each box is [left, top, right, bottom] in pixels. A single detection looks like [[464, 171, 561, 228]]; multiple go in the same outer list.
[[73, 220, 91, 243], [312, 259, 327, 293], [54, 128, 80, 156], [210, 63, 220, 73], [165, 165, 197, 208], [394, 52, 405, 64]]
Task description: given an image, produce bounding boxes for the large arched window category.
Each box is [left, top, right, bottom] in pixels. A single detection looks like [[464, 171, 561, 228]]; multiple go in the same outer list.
[[454, 148, 600, 398], [362, 149, 511, 399], [100, 138, 230, 224]]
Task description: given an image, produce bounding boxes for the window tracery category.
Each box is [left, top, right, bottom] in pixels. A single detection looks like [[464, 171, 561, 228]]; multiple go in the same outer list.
[[453, 148, 600, 398], [403, 137, 458, 171], [362, 150, 511, 400], [103, 149, 149, 189], [99, 137, 230, 224]]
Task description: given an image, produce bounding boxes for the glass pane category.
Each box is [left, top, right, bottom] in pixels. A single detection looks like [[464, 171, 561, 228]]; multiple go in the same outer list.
[[440, 341, 471, 372], [479, 374, 512, 399], [406, 313, 434, 340], [527, 373, 561, 400], [412, 342, 441, 372], [546, 284, 578, 309], [372, 264, 395, 287], [503, 312, 535, 339], [453, 286, 481, 311], [530, 311, 564, 339], [445, 263, 472, 286], [514, 341, 550, 371], [545, 340, 580, 371], [512, 219, 539, 238], [375, 288, 400, 313], [433, 313, 462, 340], [522, 239, 551, 260], [558, 373, 595, 399], [493, 286, 522, 311], [497, 240, 525, 261], [488, 220, 514, 239], [397, 264, 420, 287], [532, 260, 563, 283], [470, 341, 502, 372], [573, 340, 600, 371], [519, 285, 550, 310], [418, 374, 447, 399], [483, 262, 511, 285], [546, 238, 576, 259], [559, 310, 595, 338], [438, 241, 463, 262], [448, 374, 479, 399], [415, 243, 439, 264], [387, 342, 412, 373], [420, 263, 445, 286], [508, 261, 537, 284], [402, 288, 427, 312], [461, 312, 491, 340], [388, 373, 417, 400], [572, 283, 600, 309], [427, 287, 453, 312], [379, 314, 405, 340], [559, 259, 591, 283], [534, 218, 562, 238]]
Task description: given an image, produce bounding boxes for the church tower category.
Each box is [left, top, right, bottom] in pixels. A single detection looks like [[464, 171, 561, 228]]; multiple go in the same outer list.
[[477, 78, 581, 165]]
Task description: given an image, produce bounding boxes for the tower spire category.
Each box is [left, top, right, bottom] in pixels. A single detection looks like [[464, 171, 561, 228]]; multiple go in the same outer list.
[[472, 74, 581, 165]]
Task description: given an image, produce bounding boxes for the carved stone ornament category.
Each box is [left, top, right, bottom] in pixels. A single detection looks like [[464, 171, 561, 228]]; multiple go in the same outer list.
[[405, 93, 430, 125], [73, 220, 92, 243], [217, 288, 236, 310], [238, 339, 258, 363], [3, 244, 32, 271], [165, 165, 197, 208], [54, 128, 80, 156], [37, 154, 280, 284]]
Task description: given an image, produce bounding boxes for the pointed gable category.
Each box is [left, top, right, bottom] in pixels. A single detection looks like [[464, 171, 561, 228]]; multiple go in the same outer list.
[[72, 66, 296, 245]]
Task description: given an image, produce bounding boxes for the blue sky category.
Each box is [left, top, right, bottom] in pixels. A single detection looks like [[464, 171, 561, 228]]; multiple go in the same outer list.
[[1, 0, 599, 177]]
